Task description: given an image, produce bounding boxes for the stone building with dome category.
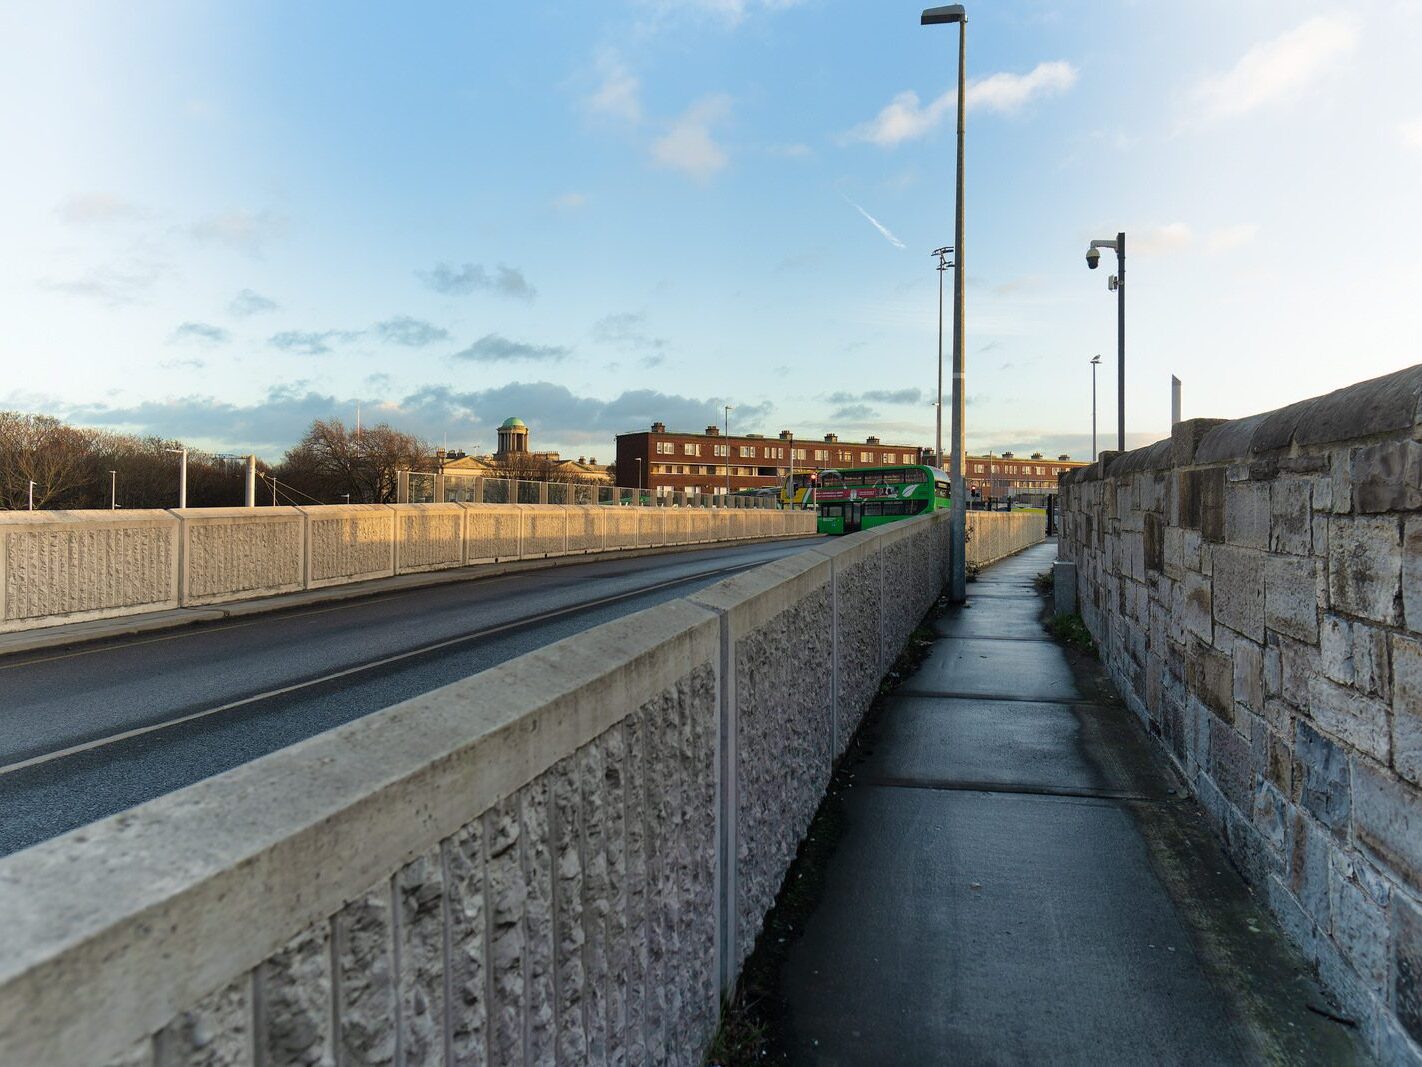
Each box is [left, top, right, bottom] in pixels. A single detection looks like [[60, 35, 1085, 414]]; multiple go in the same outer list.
[[436, 416, 610, 484]]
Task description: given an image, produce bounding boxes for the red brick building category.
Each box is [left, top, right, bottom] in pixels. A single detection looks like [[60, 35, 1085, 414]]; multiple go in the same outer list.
[[615, 423, 927, 496], [615, 423, 1089, 499]]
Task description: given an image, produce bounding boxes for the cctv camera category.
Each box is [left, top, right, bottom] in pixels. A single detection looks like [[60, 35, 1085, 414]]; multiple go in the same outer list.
[[1085, 247, 1101, 269]]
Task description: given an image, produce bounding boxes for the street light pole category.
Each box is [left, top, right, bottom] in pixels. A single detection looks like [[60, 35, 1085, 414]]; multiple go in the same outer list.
[[28, 481, 35, 511], [109, 470, 118, 510], [1086, 232, 1126, 453], [724, 404, 734, 501], [1090, 355, 1102, 461], [922, 4, 968, 603], [932, 246, 954, 467]]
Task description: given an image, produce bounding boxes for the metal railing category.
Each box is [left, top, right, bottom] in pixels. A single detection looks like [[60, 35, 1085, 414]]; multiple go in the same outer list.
[[396, 471, 784, 509]]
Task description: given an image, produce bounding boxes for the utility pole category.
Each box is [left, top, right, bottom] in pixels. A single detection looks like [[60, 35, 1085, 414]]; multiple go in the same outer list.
[[165, 448, 188, 508], [1171, 375, 1182, 426], [245, 456, 257, 508], [932, 246, 954, 467], [28, 481, 36, 510], [724, 404, 734, 502], [1090, 355, 1102, 461], [109, 470, 118, 510]]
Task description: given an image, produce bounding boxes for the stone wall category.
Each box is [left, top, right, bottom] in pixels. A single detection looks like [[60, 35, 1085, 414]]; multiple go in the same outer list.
[[1057, 364, 1422, 1064], [0, 503, 819, 633], [0, 509, 1060, 1067]]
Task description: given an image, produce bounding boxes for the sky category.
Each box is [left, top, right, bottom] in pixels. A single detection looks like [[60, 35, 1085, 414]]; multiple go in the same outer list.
[[2, 0, 1420, 464]]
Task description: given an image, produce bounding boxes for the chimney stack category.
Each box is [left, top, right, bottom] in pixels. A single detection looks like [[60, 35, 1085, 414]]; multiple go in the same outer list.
[[651, 421, 666, 433]]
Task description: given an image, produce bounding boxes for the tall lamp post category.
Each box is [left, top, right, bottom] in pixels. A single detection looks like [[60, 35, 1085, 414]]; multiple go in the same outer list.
[[931, 245, 954, 467], [922, 4, 968, 603], [1089, 355, 1102, 461], [1085, 232, 1125, 453], [165, 448, 188, 508], [635, 458, 643, 503], [724, 404, 734, 501], [109, 470, 118, 510]]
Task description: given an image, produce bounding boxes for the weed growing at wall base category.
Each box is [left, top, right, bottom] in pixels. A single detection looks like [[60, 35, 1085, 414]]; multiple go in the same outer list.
[[1049, 612, 1096, 657]]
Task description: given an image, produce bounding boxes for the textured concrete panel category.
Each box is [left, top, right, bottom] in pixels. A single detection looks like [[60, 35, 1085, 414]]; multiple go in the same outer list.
[[1, 510, 179, 629], [602, 507, 638, 550], [255, 925, 332, 1067], [334, 886, 396, 1067], [154, 976, 251, 1067], [180, 509, 304, 605], [396, 851, 445, 1067], [302, 506, 396, 588], [519, 505, 568, 559], [394, 505, 465, 574], [565, 505, 603, 553], [462, 504, 521, 562]]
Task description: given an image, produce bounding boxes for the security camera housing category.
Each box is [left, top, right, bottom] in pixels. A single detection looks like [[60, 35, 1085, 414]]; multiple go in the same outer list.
[[1086, 248, 1101, 269]]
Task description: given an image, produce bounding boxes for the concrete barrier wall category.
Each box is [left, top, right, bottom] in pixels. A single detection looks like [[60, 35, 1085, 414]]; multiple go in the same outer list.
[[177, 507, 305, 605], [1057, 365, 1422, 1063], [0, 509, 993, 1067], [966, 509, 1045, 567], [0, 504, 818, 633], [0, 510, 179, 627]]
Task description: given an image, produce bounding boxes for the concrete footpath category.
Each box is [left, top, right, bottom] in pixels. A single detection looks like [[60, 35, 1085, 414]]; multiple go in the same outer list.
[[775, 540, 1368, 1065]]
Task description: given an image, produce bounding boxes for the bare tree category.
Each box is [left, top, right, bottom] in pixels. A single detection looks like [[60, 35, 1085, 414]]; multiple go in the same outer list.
[[276, 419, 429, 504], [0, 412, 94, 509]]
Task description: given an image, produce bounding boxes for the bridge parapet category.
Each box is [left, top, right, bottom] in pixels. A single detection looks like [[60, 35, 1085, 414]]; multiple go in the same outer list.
[[1058, 363, 1422, 1061], [0, 508, 1041, 1066]]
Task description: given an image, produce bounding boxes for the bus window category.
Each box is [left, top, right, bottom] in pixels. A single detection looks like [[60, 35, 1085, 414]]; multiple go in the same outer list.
[[936, 481, 951, 497]]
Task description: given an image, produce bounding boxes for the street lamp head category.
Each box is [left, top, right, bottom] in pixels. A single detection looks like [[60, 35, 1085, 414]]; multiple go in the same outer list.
[[921, 4, 966, 24], [1090, 354, 1102, 365], [1085, 247, 1101, 270]]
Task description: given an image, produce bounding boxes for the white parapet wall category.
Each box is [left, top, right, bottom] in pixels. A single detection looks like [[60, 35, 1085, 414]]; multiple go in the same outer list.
[[0, 510, 179, 632], [176, 507, 306, 605], [0, 503, 819, 634], [0, 507, 1057, 1067], [966, 509, 1046, 567]]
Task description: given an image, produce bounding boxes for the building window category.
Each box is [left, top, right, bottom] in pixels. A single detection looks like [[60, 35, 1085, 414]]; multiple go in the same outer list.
[[814, 449, 828, 461], [860, 451, 872, 463], [881, 453, 893, 464], [714, 444, 729, 457], [794, 448, 806, 461], [739, 446, 754, 458], [683, 443, 699, 456], [656, 441, 674, 455]]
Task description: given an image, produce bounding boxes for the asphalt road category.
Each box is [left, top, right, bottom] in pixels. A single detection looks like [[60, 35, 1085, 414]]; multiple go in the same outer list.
[[0, 538, 820, 857]]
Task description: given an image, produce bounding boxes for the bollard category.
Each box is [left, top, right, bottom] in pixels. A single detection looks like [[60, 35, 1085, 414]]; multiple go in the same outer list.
[[1053, 560, 1077, 616]]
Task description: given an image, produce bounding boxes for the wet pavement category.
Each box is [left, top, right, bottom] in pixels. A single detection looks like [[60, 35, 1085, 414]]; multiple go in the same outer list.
[[775, 539, 1368, 1065]]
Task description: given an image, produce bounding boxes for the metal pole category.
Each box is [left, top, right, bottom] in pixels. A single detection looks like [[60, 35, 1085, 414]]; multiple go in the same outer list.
[[936, 253, 944, 465], [179, 450, 187, 509], [28, 481, 35, 510], [110, 470, 117, 510], [1091, 357, 1099, 461], [788, 434, 794, 508], [245, 455, 257, 507], [1171, 375, 1181, 426], [1117, 230, 1126, 454], [724, 405, 732, 501], [948, 17, 968, 603]]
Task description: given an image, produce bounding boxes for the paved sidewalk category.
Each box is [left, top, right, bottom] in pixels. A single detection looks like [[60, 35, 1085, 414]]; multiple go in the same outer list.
[[775, 539, 1366, 1065]]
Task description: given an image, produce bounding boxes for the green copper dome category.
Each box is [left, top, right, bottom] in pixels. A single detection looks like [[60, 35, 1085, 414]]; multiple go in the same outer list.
[[499, 417, 527, 430]]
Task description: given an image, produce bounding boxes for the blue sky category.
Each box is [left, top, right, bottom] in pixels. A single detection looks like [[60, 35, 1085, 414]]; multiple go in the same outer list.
[[2, 0, 1419, 462]]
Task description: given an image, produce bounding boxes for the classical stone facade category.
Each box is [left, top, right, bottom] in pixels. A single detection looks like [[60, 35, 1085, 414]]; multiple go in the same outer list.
[[1058, 365, 1422, 1062]]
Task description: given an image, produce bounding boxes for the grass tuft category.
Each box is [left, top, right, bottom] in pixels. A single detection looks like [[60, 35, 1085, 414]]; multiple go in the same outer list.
[[1049, 612, 1097, 657]]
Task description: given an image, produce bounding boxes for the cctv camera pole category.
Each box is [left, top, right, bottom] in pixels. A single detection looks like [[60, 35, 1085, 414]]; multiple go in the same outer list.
[[1115, 230, 1125, 453]]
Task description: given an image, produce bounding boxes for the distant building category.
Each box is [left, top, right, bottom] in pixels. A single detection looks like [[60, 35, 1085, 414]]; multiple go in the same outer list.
[[963, 451, 1086, 497], [437, 417, 611, 484], [616, 422, 929, 497]]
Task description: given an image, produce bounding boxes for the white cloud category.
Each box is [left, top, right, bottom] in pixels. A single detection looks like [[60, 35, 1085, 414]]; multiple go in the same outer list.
[[651, 95, 731, 180], [768, 143, 812, 159], [844, 197, 905, 249], [1192, 16, 1359, 121], [55, 193, 143, 225], [1401, 117, 1422, 149], [587, 54, 643, 124], [844, 62, 1078, 147], [553, 192, 588, 210], [1206, 224, 1260, 253], [187, 209, 287, 254], [1131, 223, 1194, 256]]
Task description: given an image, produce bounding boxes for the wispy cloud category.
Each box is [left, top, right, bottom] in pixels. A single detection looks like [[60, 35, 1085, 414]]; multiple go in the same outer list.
[[651, 94, 731, 180], [587, 52, 643, 124], [1191, 16, 1358, 122], [843, 197, 905, 249], [1118, 222, 1259, 257], [229, 289, 278, 316], [39, 261, 165, 306], [553, 192, 588, 210], [375, 316, 450, 347], [417, 262, 536, 300], [844, 61, 1078, 147], [826, 388, 924, 406], [186, 209, 287, 254], [450, 333, 570, 363], [55, 193, 143, 225], [634, 0, 807, 28], [593, 312, 667, 352], [171, 321, 230, 345], [269, 329, 362, 356]]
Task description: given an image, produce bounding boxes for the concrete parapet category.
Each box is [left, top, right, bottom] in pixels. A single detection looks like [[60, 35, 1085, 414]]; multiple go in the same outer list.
[[391, 503, 465, 575], [0, 510, 179, 632], [176, 507, 305, 605], [966, 510, 1046, 567], [565, 504, 604, 553], [462, 502, 522, 562], [517, 503, 570, 558], [0, 501, 1034, 1066], [299, 505, 397, 589], [1057, 362, 1422, 1061]]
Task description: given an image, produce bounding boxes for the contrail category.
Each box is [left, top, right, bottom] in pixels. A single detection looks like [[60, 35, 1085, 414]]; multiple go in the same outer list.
[[844, 196, 906, 249]]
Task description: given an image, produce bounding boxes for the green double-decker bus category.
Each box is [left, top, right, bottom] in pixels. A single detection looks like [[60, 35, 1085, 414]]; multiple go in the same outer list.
[[815, 464, 951, 535]]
